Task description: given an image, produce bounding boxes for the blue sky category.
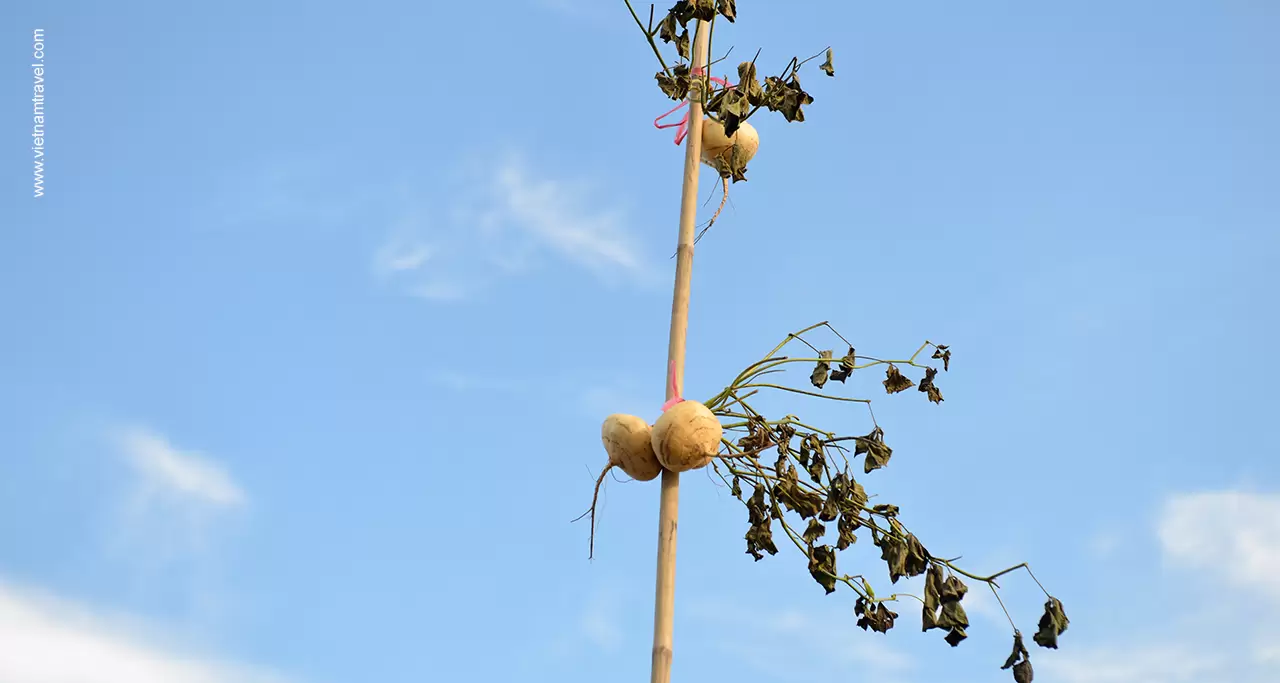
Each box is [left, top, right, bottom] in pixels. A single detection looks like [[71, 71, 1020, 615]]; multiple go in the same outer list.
[[2, 1, 1278, 681]]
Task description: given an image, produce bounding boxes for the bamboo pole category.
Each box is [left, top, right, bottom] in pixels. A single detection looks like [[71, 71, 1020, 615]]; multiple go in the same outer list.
[[650, 17, 710, 683]]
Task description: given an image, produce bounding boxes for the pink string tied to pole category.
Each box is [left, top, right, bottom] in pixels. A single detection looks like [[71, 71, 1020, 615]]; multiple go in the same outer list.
[[661, 360, 685, 413], [653, 68, 735, 146]]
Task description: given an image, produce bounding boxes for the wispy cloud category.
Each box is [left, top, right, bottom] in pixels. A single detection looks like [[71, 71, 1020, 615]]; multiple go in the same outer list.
[[1039, 644, 1226, 683], [1041, 489, 1280, 683], [579, 586, 624, 653], [1158, 490, 1280, 599], [112, 426, 246, 508], [0, 579, 292, 683], [374, 153, 655, 302], [687, 599, 913, 681]]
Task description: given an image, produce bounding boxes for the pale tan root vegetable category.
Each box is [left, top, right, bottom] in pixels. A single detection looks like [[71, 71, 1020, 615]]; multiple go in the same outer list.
[[651, 400, 724, 473], [701, 118, 759, 170], [578, 414, 664, 558]]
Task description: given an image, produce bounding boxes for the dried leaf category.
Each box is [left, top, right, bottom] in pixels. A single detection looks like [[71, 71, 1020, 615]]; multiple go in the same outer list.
[[855, 426, 893, 473], [918, 366, 944, 403], [932, 344, 952, 371], [937, 600, 969, 630], [716, 0, 736, 22], [803, 518, 826, 544], [667, 0, 713, 24], [922, 564, 944, 631], [819, 48, 835, 76], [776, 468, 824, 519], [855, 596, 898, 633], [939, 575, 969, 603], [658, 13, 678, 43], [804, 434, 825, 482], [656, 64, 691, 100], [904, 534, 931, 578], [744, 520, 778, 560], [763, 73, 814, 122], [831, 346, 856, 383], [675, 29, 690, 60], [945, 627, 968, 647], [820, 495, 840, 523], [745, 485, 778, 560], [883, 364, 915, 394], [1033, 598, 1069, 649], [1003, 632, 1034, 683], [737, 61, 764, 107], [836, 511, 859, 550], [808, 545, 838, 594], [811, 350, 833, 388]]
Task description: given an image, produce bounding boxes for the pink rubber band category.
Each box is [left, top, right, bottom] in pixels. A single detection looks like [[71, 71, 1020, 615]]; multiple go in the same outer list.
[[661, 360, 685, 412], [652, 70, 736, 146]]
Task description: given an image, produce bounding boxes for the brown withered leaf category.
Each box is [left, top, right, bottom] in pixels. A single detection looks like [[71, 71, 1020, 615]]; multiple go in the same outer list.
[[763, 74, 815, 122], [655, 64, 691, 100], [803, 518, 826, 545], [658, 12, 678, 43], [932, 344, 952, 371], [675, 29, 690, 60], [808, 545, 838, 594], [820, 48, 835, 76], [803, 434, 825, 482], [856, 426, 893, 473], [939, 575, 969, 603], [667, 0, 715, 24], [918, 367, 944, 404], [738, 61, 765, 107], [1033, 598, 1069, 649], [1003, 631, 1034, 682], [716, 0, 736, 22], [922, 564, 944, 631], [836, 511, 859, 550], [831, 346, 856, 383], [811, 350, 833, 388], [855, 596, 898, 633], [883, 365, 915, 394]]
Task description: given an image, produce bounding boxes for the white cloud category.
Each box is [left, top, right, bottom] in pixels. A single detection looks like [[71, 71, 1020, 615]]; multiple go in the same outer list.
[[113, 426, 246, 508], [1040, 490, 1280, 683], [376, 241, 433, 274], [0, 579, 291, 683], [1158, 490, 1280, 600], [374, 153, 654, 302], [688, 600, 913, 681], [493, 157, 648, 279], [579, 587, 624, 653], [1038, 644, 1225, 683]]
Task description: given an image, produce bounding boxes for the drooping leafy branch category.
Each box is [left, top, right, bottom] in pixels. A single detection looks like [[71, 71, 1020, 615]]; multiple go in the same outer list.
[[699, 322, 1068, 682]]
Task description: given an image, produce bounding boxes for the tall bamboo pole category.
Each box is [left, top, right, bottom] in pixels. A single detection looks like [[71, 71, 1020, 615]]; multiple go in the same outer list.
[[650, 17, 710, 683]]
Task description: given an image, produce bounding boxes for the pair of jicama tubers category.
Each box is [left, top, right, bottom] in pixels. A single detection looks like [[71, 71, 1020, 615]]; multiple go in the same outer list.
[[600, 400, 724, 479], [584, 401, 723, 557]]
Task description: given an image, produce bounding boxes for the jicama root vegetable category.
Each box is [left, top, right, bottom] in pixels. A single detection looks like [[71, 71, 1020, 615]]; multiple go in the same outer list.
[[651, 400, 723, 473], [578, 414, 664, 559], [701, 118, 759, 171], [601, 414, 663, 482]]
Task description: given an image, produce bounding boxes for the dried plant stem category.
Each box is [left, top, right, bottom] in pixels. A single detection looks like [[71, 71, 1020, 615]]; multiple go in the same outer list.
[[650, 16, 710, 683]]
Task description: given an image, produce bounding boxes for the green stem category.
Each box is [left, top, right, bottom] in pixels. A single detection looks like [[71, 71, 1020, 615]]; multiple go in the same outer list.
[[624, 0, 672, 77], [737, 383, 871, 403]]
